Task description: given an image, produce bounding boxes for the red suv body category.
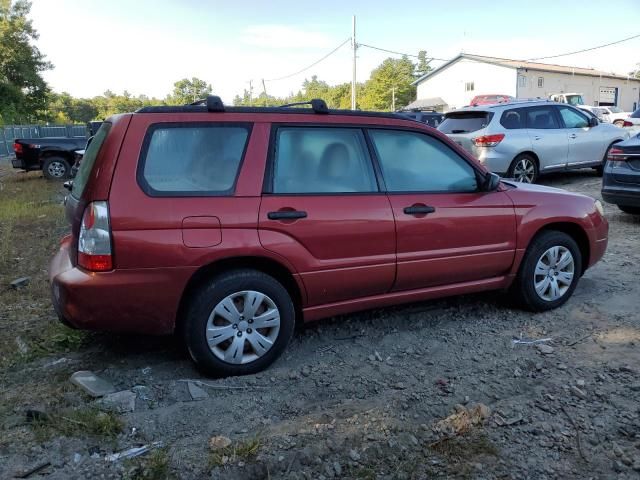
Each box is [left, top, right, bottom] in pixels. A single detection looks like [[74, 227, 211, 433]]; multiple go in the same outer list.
[[50, 98, 608, 376]]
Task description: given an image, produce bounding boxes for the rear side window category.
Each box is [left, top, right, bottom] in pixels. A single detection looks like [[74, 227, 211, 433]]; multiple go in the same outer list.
[[369, 129, 478, 193], [139, 123, 250, 196], [525, 106, 559, 129], [271, 127, 378, 194], [499, 108, 526, 129], [71, 122, 111, 199], [438, 112, 493, 134]]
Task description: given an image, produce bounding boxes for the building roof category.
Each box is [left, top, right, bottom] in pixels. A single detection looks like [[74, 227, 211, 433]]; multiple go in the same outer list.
[[402, 97, 447, 110], [413, 53, 640, 85]]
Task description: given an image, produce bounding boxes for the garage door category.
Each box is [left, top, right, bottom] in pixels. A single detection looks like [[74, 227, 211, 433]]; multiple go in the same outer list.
[[599, 87, 617, 106]]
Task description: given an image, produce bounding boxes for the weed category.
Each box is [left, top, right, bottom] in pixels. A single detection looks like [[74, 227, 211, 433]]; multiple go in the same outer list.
[[209, 437, 261, 468], [125, 448, 172, 480], [31, 407, 123, 441], [429, 431, 499, 460]]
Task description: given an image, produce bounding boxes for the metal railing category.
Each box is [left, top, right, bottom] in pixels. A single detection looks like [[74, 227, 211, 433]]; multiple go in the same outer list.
[[0, 124, 87, 156]]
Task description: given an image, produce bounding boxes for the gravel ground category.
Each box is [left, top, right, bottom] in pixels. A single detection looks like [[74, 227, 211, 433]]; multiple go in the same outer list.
[[1, 169, 639, 480]]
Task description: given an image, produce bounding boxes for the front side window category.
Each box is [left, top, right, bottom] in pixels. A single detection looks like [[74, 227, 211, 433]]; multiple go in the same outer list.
[[140, 124, 250, 195], [369, 129, 478, 193], [272, 127, 377, 194], [525, 106, 559, 129], [558, 107, 589, 128]]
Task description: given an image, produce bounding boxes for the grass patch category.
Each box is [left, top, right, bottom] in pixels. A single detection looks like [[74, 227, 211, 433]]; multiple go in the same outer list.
[[209, 437, 261, 468], [125, 448, 172, 480], [429, 432, 499, 460], [31, 407, 123, 441]]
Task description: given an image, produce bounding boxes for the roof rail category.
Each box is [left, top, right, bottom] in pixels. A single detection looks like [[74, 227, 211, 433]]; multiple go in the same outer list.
[[279, 99, 329, 114], [189, 95, 225, 112]]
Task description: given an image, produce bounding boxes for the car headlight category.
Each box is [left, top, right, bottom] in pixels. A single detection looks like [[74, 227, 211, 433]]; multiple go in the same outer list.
[[594, 200, 605, 216]]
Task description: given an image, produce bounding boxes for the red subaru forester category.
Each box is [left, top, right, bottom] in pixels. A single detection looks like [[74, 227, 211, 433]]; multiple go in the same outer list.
[[50, 97, 608, 377]]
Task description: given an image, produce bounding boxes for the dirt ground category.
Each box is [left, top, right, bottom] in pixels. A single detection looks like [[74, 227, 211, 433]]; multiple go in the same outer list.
[[1, 163, 639, 480]]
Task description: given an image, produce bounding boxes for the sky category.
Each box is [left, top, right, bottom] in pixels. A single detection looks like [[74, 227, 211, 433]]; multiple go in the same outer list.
[[29, 0, 640, 103]]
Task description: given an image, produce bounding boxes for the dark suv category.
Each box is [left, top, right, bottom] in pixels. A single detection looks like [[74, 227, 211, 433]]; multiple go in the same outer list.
[[50, 97, 608, 376]]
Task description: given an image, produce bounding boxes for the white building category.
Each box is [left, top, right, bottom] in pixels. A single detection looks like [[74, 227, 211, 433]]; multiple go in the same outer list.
[[410, 53, 640, 112]]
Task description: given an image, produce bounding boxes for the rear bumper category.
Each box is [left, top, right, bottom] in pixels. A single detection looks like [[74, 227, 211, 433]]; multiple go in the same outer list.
[[49, 237, 193, 335], [11, 157, 25, 169], [601, 189, 640, 207]]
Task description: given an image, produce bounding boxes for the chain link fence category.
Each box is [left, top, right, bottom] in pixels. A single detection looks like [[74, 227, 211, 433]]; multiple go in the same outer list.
[[0, 124, 87, 156]]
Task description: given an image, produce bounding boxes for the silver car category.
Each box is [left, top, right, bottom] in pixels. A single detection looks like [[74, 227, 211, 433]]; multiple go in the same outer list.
[[438, 100, 629, 183]]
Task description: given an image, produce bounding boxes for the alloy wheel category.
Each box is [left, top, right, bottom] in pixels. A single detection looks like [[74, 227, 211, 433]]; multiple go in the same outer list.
[[47, 161, 67, 178], [533, 246, 575, 301], [513, 158, 536, 183], [206, 290, 281, 364]]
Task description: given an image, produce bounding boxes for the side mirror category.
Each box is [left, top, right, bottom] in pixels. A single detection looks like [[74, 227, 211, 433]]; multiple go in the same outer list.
[[589, 117, 599, 127], [483, 172, 500, 192]]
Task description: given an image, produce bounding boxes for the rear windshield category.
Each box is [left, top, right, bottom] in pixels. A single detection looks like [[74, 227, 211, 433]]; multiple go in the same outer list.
[[71, 122, 111, 199], [438, 112, 493, 134]]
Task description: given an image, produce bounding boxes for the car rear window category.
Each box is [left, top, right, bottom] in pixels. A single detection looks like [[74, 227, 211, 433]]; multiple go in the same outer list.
[[71, 122, 111, 199], [139, 123, 250, 196], [438, 112, 493, 134]]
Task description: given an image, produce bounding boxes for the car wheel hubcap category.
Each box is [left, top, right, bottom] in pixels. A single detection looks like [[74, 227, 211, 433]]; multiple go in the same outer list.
[[48, 161, 66, 178], [534, 246, 575, 301], [206, 290, 280, 364], [513, 158, 535, 183]]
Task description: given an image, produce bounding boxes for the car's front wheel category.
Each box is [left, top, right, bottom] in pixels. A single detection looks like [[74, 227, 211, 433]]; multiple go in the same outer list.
[[42, 156, 71, 180], [508, 154, 538, 183], [183, 269, 295, 377], [512, 231, 582, 311]]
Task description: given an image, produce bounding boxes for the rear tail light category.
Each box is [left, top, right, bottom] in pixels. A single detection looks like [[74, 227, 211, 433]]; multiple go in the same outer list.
[[78, 201, 113, 271], [472, 134, 505, 147], [623, 120, 633, 127], [13, 142, 23, 154], [607, 147, 627, 166]]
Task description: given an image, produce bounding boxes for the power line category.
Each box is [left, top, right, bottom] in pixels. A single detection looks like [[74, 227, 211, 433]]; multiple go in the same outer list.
[[526, 33, 640, 61], [264, 38, 351, 82], [358, 42, 449, 61]]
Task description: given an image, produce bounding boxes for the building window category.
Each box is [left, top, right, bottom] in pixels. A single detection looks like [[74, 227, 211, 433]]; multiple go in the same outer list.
[[518, 76, 527, 88], [465, 81, 474, 92], [537, 77, 544, 88]]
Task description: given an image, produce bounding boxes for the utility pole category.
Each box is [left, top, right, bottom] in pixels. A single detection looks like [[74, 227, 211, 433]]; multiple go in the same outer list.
[[351, 15, 357, 110], [261, 79, 268, 106], [249, 80, 253, 106], [391, 87, 396, 111]]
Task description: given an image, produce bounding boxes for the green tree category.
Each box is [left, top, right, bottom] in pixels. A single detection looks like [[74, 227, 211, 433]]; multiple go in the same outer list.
[[415, 50, 431, 77], [166, 77, 212, 105], [630, 64, 640, 79], [359, 56, 416, 111], [0, 0, 51, 124]]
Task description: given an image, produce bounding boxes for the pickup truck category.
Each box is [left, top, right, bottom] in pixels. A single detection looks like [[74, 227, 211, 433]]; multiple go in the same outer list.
[[12, 137, 87, 179]]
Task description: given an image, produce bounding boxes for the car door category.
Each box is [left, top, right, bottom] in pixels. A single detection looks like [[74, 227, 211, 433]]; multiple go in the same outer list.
[[557, 106, 603, 167], [524, 106, 568, 171], [367, 128, 517, 292], [258, 126, 396, 307]]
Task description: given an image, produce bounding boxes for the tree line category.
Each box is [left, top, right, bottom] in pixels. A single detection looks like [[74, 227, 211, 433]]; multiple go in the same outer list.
[[1, 0, 433, 125]]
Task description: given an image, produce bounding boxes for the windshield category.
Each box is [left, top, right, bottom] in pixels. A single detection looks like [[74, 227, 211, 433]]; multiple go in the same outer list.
[[608, 107, 623, 113], [567, 95, 584, 106], [71, 123, 111, 199], [438, 112, 493, 134]]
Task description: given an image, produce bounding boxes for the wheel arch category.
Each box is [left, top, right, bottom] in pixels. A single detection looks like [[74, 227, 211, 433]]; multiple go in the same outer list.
[[174, 255, 304, 335], [529, 222, 590, 275]]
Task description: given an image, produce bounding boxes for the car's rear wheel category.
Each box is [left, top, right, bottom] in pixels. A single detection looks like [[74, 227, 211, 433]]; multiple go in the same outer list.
[[618, 205, 640, 215], [42, 156, 71, 180], [512, 231, 582, 311], [183, 269, 295, 377], [508, 154, 538, 183]]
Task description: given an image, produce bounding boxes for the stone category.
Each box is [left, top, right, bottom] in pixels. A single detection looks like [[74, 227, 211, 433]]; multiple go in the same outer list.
[[209, 436, 232, 450], [536, 344, 554, 355], [570, 386, 588, 400], [576, 379, 586, 387], [10, 277, 30, 289], [98, 390, 136, 413], [333, 461, 342, 476], [349, 449, 361, 461], [187, 382, 209, 401], [70, 371, 116, 397]]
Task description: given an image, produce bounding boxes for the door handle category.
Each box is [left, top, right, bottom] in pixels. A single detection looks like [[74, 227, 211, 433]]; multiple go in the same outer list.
[[533, 135, 541, 141], [569, 133, 577, 139], [404, 205, 435, 215], [267, 210, 307, 220]]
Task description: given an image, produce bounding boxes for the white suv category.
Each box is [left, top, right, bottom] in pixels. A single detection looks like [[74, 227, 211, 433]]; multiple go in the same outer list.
[[438, 100, 629, 183]]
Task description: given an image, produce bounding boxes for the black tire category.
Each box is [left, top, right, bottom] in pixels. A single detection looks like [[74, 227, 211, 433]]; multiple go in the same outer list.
[[42, 156, 71, 180], [511, 231, 582, 312], [508, 154, 538, 184], [618, 205, 640, 215], [183, 269, 295, 377]]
